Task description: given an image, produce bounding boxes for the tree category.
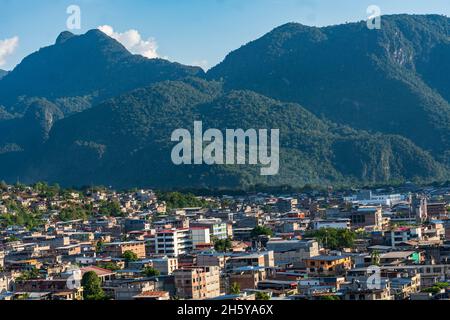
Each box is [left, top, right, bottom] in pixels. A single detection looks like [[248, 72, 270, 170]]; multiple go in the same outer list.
[[142, 266, 160, 277], [98, 262, 120, 272], [371, 250, 381, 266], [251, 226, 273, 238], [230, 282, 241, 294], [81, 271, 105, 300], [122, 250, 138, 262], [99, 200, 123, 217], [17, 267, 40, 281], [255, 292, 270, 300], [320, 295, 340, 300], [214, 238, 232, 252], [304, 228, 356, 250], [96, 240, 104, 254]]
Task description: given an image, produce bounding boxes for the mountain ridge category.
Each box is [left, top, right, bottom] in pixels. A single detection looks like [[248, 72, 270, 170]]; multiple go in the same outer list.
[[0, 14, 449, 189]]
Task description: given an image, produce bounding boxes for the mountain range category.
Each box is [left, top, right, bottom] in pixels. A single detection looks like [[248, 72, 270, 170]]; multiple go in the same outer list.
[[0, 14, 449, 189]]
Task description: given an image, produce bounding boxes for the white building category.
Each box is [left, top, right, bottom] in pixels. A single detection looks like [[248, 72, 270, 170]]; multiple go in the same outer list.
[[155, 228, 193, 257], [390, 227, 422, 247], [190, 218, 229, 240], [344, 191, 405, 206], [312, 219, 351, 230]]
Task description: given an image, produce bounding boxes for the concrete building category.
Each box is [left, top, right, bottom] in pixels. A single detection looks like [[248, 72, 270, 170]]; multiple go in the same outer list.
[[390, 227, 422, 247], [304, 255, 353, 276], [227, 251, 275, 271], [103, 241, 146, 259], [174, 266, 221, 299], [155, 228, 192, 257], [266, 239, 319, 267], [190, 227, 211, 249], [190, 219, 228, 240], [128, 257, 178, 275], [312, 219, 351, 230], [351, 206, 383, 229]]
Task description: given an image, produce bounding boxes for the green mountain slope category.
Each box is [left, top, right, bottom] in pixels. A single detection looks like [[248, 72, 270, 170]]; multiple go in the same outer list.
[[0, 30, 204, 116], [7, 78, 444, 189], [208, 14, 450, 162]]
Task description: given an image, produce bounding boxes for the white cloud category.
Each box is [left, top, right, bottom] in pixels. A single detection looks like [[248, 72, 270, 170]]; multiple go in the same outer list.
[[192, 59, 209, 71], [98, 25, 159, 59], [0, 36, 19, 67]]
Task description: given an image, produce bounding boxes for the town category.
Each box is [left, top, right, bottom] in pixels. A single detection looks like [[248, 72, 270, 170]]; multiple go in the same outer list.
[[0, 181, 449, 301]]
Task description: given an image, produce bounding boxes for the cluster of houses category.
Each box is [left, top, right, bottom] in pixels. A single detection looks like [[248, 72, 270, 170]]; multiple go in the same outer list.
[[1, 183, 450, 300]]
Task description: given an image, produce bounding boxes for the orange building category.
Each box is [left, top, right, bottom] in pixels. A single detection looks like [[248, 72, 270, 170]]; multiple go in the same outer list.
[[103, 241, 146, 259], [304, 255, 352, 276]]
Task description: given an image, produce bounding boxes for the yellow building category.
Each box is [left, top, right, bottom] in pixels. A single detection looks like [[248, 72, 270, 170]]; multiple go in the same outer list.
[[304, 255, 352, 276]]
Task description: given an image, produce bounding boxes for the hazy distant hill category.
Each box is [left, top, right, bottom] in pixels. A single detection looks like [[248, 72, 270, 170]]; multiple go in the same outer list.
[[0, 15, 449, 189]]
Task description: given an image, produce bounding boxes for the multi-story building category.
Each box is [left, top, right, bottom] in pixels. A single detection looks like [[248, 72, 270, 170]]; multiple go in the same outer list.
[[103, 241, 146, 259], [427, 202, 447, 220], [174, 266, 221, 299], [197, 253, 228, 269], [389, 227, 422, 247], [155, 228, 192, 257], [312, 219, 351, 230], [304, 255, 353, 276], [351, 206, 383, 229], [190, 227, 211, 249], [190, 219, 228, 240], [266, 239, 319, 267], [227, 251, 275, 270], [228, 266, 266, 291], [128, 257, 178, 275]]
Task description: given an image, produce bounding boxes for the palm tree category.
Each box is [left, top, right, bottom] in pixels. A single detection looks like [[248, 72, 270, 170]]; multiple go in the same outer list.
[[371, 250, 381, 266]]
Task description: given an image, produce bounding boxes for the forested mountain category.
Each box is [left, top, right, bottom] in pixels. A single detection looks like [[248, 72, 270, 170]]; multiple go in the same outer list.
[[208, 15, 450, 163], [0, 15, 449, 189], [0, 29, 203, 116], [1, 79, 445, 189]]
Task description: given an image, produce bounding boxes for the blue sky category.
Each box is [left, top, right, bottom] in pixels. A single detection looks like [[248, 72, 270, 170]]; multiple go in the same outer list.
[[0, 0, 449, 70]]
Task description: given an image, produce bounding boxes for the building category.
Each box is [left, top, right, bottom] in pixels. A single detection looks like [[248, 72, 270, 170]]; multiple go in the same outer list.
[[304, 255, 353, 276], [277, 198, 298, 213], [133, 291, 170, 300], [155, 228, 193, 257], [266, 239, 319, 267], [427, 202, 447, 220], [190, 219, 228, 240], [103, 241, 146, 259], [174, 266, 221, 299], [128, 257, 178, 275], [345, 191, 404, 206], [228, 266, 266, 291], [197, 253, 227, 269], [114, 279, 155, 300], [351, 206, 383, 229], [124, 218, 151, 232], [312, 219, 351, 230], [81, 266, 115, 282], [390, 227, 422, 247], [227, 251, 275, 270], [190, 227, 211, 249], [15, 279, 83, 300]]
